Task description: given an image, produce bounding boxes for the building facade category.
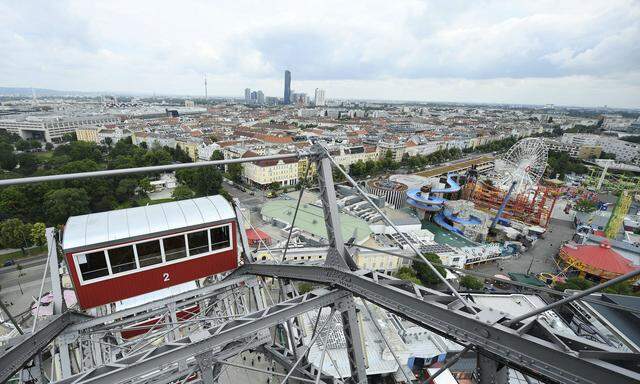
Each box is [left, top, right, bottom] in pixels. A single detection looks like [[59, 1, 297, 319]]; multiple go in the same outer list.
[[241, 150, 299, 188], [283, 70, 291, 105], [0, 115, 120, 142], [314, 88, 326, 106]]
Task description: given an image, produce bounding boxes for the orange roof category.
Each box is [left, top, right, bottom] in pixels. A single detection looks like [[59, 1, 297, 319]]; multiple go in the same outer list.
[[561, 242, 638, 275], [255, 134, 293, 144]]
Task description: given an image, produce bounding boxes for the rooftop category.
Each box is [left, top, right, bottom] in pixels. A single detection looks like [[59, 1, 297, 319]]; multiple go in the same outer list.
[[63, 195, 234, 252], [261, 199, 372, 244]]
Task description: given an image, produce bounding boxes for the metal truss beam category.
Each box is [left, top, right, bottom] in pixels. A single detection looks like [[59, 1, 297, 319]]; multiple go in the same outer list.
[[51, 288, 350, 384], [66, 276, 252, 333], [54, 331, 270, 384], [230, 263, 640, 384], [0, 311, 89, 383], [260, 343, 334, 384]]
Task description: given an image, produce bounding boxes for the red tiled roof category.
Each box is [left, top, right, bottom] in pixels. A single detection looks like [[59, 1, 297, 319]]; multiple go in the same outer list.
[[255, 134, 293, 144], [561, 242, 638, 275], [246, 228, 270, 241]]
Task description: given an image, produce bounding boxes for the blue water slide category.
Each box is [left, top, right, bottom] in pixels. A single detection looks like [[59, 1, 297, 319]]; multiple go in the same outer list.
[[442, 208, 482, 225], [433, 212, 465, 235], [430, 173, 461, 194], [406, 173, 481, 236]]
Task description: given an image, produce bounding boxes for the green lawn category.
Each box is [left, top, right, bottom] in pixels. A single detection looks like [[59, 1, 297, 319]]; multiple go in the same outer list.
[[0, 245, 48, 266], [34, 151, 54, 160]]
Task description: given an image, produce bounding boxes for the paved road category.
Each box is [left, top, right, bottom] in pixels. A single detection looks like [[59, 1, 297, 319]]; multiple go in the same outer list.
[[225, 182, 265, 207], [0, 254, 48, 275], [474, 218, 575, 277], [0, 260, 50, 319]]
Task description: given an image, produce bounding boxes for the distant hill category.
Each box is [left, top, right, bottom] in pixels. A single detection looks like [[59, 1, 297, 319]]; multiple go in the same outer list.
[[0, 87, 101, 97]]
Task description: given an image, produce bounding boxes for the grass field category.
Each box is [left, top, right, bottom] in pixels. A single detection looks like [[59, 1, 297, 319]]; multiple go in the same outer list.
[[34, 151, 54, 160]]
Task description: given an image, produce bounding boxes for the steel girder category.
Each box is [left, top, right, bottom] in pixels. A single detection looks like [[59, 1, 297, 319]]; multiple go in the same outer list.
[[0, 311, 90, 383], [53, 330, 270, 384], [49, 288, 350, 384], [260, 343, 335, 384], [66, 276, 252, 334], [229, 262, 640, 384]]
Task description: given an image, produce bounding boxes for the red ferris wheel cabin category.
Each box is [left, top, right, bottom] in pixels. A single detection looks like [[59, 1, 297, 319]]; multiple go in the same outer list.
[[62, 195, 238, 309]]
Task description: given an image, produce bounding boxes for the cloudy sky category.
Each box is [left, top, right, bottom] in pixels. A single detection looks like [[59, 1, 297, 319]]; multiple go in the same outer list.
[[1, 0, 639, 107]]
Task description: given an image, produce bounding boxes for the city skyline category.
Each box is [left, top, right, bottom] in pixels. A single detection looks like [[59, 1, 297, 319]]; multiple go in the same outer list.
[[0, 1, 639, 108]]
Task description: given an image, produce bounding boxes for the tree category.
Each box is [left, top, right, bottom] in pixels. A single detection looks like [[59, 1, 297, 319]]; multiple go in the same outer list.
[[0, 219, 32, 255], [394, 266, 421, 285], [298, 282, 314, 294], [0, 143, 17, 171], [413, 253, 446, 286], [16, 153, 40, 175], [268, 182, 281, 192], [44, 188, 90, 225], [62, 132, 77, 142], [138, 177, 153, 195], [599, 151, 616, 160], [28, 139, 42, 150], [143, 148, 172, 166], [574, 199, 597, 213], [31, 222, 47, 246], [45, 142, 54, 151], [603, 281, 637, 296], [210, 150, 224, 161], [0, 186, 31, 220], [554, 277, 594, 292], [14, 139, 31, 152], [55, 141, 102, 162], [115, 178, 140, 202], [349, 160, 366, 178], [459, 275, 484, 290], [227, 163, 243, 183], [176, 167, 223, 197], [172, 185, 194, 200], [102, 137, 113, 147], [171, 145, 192, 163]]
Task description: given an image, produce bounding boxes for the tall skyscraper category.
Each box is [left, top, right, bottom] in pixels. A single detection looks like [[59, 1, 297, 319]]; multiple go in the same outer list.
[[314, 88, 326, 106], [244, 88, 251, 102], [257, 90, 265, 105], [283, 70, 291, 105]]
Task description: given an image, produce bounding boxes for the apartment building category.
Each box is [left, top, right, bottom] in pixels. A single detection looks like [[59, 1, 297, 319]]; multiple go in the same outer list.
[[331, 145, 379, 170], [561, 134, 639, 164], [176, 139, 200, 161], [241, 150, 299, 188], [76, 126, 132, 144]]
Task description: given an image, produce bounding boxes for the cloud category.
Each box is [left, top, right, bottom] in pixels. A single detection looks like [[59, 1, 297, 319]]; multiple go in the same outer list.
[[0, 0, 638, 107]]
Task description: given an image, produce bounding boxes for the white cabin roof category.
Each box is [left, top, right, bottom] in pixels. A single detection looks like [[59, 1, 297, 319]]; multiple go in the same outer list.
[[63, 195, 234, 252]]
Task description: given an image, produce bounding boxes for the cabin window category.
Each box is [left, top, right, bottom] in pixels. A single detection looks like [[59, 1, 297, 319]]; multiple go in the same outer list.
[[108, 245, 137, 274], [164, 235, 187, 261], [210, 226, 230, 250], [136, 240, 163, 267], [188, 230, 209, 256], [78, 251, 109, 281]]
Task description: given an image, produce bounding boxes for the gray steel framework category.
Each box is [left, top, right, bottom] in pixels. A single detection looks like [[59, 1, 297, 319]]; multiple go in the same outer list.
[[0, 312, 90, 383], [1, 142, 640, 384], [229, 262, 640, 384], [49, 289, 350, 384]]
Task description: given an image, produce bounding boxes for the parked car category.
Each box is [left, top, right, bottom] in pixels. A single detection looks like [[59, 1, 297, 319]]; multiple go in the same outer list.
[[3, 259, 15, 267]]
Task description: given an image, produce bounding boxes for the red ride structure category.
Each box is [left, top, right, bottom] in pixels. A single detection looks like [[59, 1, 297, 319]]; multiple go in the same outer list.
[[62, 195, 238, 309]]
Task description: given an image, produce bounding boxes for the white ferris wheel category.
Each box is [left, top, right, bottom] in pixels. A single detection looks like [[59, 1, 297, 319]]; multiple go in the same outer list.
[[493, 137, 548, 194]]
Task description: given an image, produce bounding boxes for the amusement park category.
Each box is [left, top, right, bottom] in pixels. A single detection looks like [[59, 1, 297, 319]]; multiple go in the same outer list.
[[0, 139, 639, 384]]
